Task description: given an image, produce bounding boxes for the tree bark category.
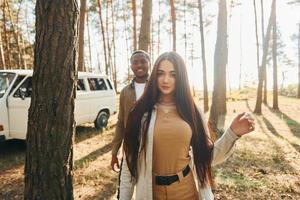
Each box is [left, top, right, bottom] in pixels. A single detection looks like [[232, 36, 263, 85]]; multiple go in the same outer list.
[[254, 0, 275, 114], [209, 0, 227, 139], [138, 0, 152, 52], [170, 0, 176, 51], [272, 0, 278, 109], [24, 0, 78, 199], [132, 0, 137, 50], [78, 0, 86, 71], [198, 0, 209, 112]]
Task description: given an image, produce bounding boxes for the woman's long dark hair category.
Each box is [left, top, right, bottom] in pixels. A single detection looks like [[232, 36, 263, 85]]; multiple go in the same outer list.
[[123, 51, 213, 187]]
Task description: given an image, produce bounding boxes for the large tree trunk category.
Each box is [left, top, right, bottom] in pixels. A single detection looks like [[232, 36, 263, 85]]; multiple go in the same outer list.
[[209, 0, 227, 140], [97, 0, 109, 75], [198, 0, 209, 112], [138, 0, 152, 52], [298, 23, 300, 98], [169, 0, 176, 51], [254, 0, 275, 114], [78, 0, 86, 72], [272, 0, 278, 109], [24, 0, 78, 199], [132, 0, 137, 50]]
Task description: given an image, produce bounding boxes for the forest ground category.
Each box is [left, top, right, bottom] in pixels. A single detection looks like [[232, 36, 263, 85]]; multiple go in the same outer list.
[[0, 90, 300, 200]]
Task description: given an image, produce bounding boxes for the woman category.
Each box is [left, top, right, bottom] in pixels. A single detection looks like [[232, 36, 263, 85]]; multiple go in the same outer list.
[[119, 52, 255, 200]]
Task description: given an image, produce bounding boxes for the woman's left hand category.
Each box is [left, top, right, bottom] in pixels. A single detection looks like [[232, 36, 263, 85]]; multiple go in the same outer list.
[[230, 112, 255, 137]]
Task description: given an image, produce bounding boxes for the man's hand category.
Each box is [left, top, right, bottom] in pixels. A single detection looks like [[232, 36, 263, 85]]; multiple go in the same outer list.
[[230, 112, 255, 137], [111, 154, 120, 172]]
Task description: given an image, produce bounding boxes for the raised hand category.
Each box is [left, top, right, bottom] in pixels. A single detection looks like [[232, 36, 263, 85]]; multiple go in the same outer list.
[[230, 112, 255, 137]]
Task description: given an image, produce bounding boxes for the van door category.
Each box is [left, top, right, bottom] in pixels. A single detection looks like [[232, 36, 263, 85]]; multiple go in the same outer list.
[[7, 76, 32, 140], [75, 78, 90, 125], [0, 72, 16, 140]]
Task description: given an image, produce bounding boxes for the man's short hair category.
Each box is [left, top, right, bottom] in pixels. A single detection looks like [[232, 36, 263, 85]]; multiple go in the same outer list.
[[130, 50, 150, 62]]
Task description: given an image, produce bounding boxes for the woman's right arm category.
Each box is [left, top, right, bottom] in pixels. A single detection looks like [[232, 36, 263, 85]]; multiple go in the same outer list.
[[119, 155, 135, 200]]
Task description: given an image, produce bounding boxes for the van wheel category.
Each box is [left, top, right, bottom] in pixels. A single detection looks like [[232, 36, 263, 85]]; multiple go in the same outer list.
[[94, 111, 109, 129]]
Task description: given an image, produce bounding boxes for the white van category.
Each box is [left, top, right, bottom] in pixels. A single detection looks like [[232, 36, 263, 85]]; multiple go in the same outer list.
[[0, 70, 117, 141]]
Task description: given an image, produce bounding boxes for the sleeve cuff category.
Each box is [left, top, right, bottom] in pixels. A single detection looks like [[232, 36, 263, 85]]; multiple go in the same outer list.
[[225, 127, 240, 141]]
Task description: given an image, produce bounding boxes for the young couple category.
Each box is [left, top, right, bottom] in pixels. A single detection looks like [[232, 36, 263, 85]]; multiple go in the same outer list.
[[111, 51, 255, 200]]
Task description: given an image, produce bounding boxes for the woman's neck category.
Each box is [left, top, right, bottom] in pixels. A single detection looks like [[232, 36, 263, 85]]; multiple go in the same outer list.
[[158, 94, 175, 105]]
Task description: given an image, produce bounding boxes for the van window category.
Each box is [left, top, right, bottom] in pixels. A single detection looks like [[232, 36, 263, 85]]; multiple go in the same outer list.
[[9, 75, 25, 95], [106, 79, 113, 90], [13, 77, 32, 98], [77, 79, 85, 91], [88, 78, 107, 91], [0, 72, 15, 98]]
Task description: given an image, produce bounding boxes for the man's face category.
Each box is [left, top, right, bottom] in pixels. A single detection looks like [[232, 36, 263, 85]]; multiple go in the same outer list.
[[130, 53, 149, 79]]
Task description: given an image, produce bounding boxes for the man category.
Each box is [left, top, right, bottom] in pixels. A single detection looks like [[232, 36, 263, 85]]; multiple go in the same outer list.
[[111, 50, 150, 171]]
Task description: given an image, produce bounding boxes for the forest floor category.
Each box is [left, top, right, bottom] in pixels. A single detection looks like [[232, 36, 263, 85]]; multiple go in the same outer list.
[[0, 91, 300, 200]]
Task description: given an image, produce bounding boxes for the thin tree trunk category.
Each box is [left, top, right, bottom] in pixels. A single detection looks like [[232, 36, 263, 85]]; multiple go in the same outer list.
[[198, 0, 209, 112], [0, 32, 6, 69], [239, 6, 243, 90], [138, 0, 152, 52], [191, 43, 195, 97], [170, 0, 176, 51], [261, 0, 267, 104], [6, 0, 24, 69], [132, 0, 137, 50], [254, 0, 275, 114], [298, 23, 300, 98], [184, 0, 187, 60], [78, 0, 86, 72], [157, 0, 161, 56], [272, 0, 278, 109], [20, 35, 28, 69], [111, 0, 117, 91], [86, 9, 92, 71], [150, 15, 154, 69], [260, 0, 265, 44], [209, 0, 228, 139], [24, 0, 78, 199], [106, 0, 113, 80], [122, 4, 130, 84], [97, 0, 108, 75], [253, 0, 260, 70], [2, 2, 11, 69]]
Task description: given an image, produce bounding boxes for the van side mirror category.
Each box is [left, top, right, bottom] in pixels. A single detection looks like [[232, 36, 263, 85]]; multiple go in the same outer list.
[[19, 88, 26, 100]]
